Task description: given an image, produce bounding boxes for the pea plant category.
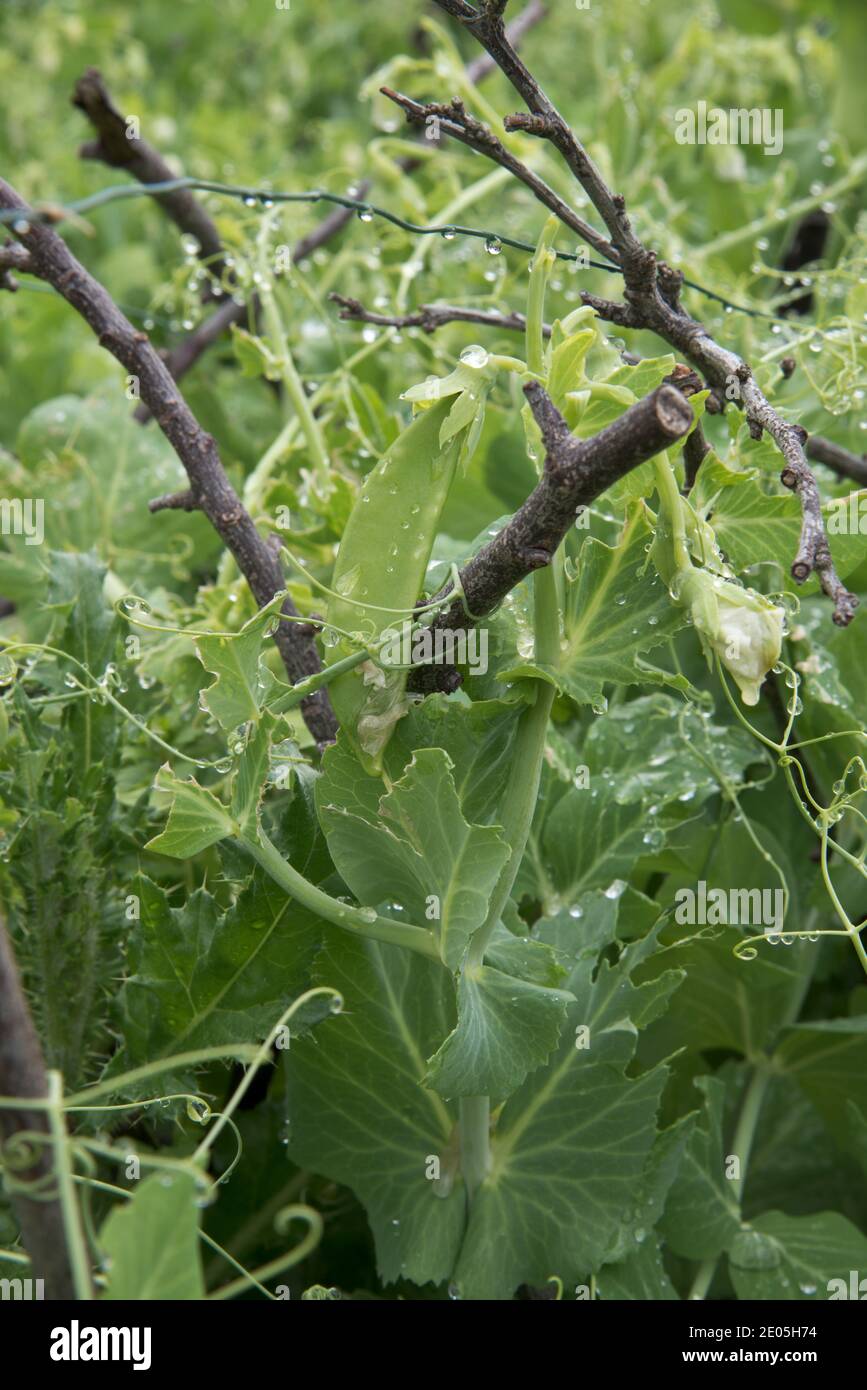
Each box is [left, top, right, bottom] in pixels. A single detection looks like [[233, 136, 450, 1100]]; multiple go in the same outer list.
[[1, 0, 866, 1306]]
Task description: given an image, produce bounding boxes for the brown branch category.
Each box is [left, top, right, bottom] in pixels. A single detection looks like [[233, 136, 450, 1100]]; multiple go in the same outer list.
[[465, 0, 546, 83], [0, 241, 32, 290], [381, 89, 618, 265], [0, 914, 76, 1300], [683, 423, 710, 493], [141, 1, 548, 397], [71, 69, 227, 287], [410, 382, 694, 692], [428, 0, 858, 628], [149, 488, 199, 513], [0, 178, 336, 746], [329, 291, 540, 337], [806, 435, 867, 489]]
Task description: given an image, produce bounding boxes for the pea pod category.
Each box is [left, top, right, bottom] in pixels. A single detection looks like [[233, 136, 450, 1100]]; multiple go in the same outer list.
[[326, 396, 462, 773]]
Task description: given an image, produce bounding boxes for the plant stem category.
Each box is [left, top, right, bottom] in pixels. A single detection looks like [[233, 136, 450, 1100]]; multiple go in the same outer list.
[[459, 561, 559, 1202], [257, 214, 331, 495], [457, 216, 563, 1202], [702, 154, 867, 258], [269, 647, 370, 712], [244, 827, 441, 960], [45, 1071, 93, 1300], [688, 936, 819, 1300], [653, 453, 691, 575], [525, 215, 559, 377], [458, 1095, 491, 1201]]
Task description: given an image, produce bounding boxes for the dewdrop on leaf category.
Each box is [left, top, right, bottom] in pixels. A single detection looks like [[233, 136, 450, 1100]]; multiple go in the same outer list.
[[675, 569, 784, 706]]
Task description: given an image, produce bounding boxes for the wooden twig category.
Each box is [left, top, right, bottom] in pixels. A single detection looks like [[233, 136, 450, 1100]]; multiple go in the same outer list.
[[329, 292, 541, 336], [0, 177, 337, 747], [124, 0, 549, 396], [410, 382, 694, 692], [426, 0, 858, 627], [806, 435, 867, 489], [72, 68, 227, 288]]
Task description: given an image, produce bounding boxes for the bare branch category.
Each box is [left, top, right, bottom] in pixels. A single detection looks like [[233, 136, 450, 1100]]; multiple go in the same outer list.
[[410, 382, 694, 692], [143, 2, 548, 396], [148, 488, 199, 513], [683, 422, 711, 493], [806, 435, 867, 489], [381, 89, 618, 264], [0, 915, 76, 1300], [71, 69, 227, 287], [465, 0, 546, 83], [0, 241, 31, 291], [429, 1, 857, 627], [329, 291, 539, 336], [0, 177, 336, 746]]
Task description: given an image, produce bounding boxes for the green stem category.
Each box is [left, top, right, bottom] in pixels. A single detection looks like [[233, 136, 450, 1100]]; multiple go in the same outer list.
[[688, 937, 818, 1300], [702, 154, 867, 259], [687, 1064, 771, 1302], [459, 218, 563, 1213], [653, 453, 691, 575], [269, 647, 370, 713], [525, 216, 559, 378], [459, 565, 559, 1204], [46, 1071, 93, 1301], [244, 827, 440, 960], [257, 215, 331, 494], [458, 1095, 491, 1202]]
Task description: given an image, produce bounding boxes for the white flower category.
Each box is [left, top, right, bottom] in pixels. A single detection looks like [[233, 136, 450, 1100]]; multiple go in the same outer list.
[[676, 570, 784, 706]]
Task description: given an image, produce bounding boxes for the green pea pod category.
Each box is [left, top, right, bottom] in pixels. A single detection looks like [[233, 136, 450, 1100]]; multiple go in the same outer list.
[[326, 396, 462, 774]]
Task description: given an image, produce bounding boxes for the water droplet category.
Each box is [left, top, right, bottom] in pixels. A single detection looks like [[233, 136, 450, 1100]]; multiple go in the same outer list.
[[336, 565, 361, 597], [459, 344, 489, 368], [484, 237, 502, 257], [357, 207, 375, 223]]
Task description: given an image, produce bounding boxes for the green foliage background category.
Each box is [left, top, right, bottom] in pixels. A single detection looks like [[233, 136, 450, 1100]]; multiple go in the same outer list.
[[0, 0, 865, 1302]]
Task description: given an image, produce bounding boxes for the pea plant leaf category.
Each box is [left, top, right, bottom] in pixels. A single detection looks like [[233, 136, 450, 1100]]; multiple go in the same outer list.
[[193, 601, 282, 731], [424, 962, 574, 1104], [8, 395, 219, 588], [776, 1017, 867, 1156], [450, 906, 682, 1299], [693, 456, 867, 583], [283, 931, 467, 1287], [498, 510, 693, 709], [100, 1173, 204, 1301], [316, 742, 510, 970], [145, 765, 237, 859], [727, 1210, 867, 1301], [660, 1077, 742, 1262], [110, 872, 320, 1072]]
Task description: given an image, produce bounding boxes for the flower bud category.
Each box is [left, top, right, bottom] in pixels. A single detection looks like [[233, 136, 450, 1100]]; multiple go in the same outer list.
[[675, 570, 784, 706]]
